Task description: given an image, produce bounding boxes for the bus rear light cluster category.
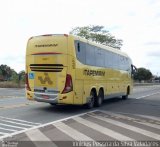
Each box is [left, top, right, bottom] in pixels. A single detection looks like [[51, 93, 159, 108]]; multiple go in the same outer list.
[[25, 73, 31, 91], [62, 74, 73, 94]]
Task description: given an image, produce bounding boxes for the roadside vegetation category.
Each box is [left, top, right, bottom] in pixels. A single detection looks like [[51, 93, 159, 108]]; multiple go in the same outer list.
[[134, 67, 160, 83], [70, 25, 123, 49], [0, 64, 25, 88]]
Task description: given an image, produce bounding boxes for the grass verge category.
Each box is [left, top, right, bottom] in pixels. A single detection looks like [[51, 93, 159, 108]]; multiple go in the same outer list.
[[0, 81, 25, 88]]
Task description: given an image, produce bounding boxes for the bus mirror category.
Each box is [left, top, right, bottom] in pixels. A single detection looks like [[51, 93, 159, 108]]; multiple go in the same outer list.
[[131, 64, 137, 75]]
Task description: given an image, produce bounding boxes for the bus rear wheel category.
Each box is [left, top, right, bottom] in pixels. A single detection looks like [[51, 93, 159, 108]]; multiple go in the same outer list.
[[86, 91, 95, 109], [95, 89, 104, 107]]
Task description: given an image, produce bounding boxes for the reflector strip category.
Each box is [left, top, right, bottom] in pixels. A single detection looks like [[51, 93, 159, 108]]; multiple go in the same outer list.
[[32, 52, 62, 55]]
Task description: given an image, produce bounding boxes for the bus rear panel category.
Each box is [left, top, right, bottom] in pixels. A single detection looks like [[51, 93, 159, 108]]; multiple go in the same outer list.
[[26, 34, 74, 105]]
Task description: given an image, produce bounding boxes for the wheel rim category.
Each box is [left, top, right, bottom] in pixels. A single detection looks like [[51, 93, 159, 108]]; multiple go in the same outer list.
[[98, 96, 102, 105]]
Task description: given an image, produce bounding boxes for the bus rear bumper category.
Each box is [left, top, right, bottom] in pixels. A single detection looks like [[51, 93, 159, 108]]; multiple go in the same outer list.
[[26, 90, 75, 105], [34, 96, 58, 104], [34, 93, 58, 104]]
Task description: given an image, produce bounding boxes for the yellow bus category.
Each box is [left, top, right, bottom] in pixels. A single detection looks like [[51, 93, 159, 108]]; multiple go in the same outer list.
[[26, 34, 134, 108]]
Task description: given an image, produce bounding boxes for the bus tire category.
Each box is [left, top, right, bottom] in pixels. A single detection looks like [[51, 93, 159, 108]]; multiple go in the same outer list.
[[50, 103, 57, 106], [95, 89, 104, 107], [86, 91, 95, 109], [122, 86, 130, 100], [122, 95, 128, 100]]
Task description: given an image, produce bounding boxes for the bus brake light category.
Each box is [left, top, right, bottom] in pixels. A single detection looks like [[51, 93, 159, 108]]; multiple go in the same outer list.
[[62, 74, 73, 94], [25, 73, 31, 91]]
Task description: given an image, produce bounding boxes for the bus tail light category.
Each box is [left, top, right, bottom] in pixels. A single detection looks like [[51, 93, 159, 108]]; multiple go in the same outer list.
[[25, 73, 31, 91], [62, 74, 73, 94]]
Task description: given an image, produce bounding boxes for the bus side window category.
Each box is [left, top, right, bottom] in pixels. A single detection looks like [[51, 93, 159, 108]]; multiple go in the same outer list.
[[75, 41, 86, 64], [95, 47, 105, 67], [86, 44, 95, 66]]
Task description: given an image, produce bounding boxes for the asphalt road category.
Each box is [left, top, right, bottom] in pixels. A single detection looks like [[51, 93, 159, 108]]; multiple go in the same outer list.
[[0, 85, 160, 146], [0, 85, 160, 122]]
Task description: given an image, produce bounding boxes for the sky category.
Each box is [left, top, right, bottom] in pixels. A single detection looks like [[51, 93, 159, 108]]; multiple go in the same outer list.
[[0, 0, 160, 76]]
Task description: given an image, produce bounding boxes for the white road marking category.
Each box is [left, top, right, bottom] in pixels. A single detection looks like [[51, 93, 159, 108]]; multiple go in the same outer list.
[[0, 119, 35, 127], [1, 109, 159, 142], [98, 111, 160, 130], [135, 114, 160, 122], [0, 116, 41, 125], [0, 132, 8, 135], [0, 116, 42, 140], [26, 129, 57, 147], [0, 123, 27, 130], [54, 122, 93, 141], [137, 122, 160, 130], [136, 92, 160, 99], [0, 126, 17, 132], [73, 116, 134, 141], [0, 110, 98, 140], [26, 129, 51, 141], [88, 113, 160, 140]]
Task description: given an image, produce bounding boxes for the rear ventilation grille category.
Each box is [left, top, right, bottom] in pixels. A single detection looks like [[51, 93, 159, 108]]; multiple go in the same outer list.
[[30, 64, 63, 72]]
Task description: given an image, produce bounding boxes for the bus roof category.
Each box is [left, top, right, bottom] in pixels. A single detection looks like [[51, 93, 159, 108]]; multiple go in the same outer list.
[[28, 34, 130, 59], [70, 34, 129, 58]]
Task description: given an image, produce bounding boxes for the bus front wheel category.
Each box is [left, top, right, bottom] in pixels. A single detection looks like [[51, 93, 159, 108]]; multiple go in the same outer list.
[[122, 86, 130, 100], [122, 95, 128, 100]]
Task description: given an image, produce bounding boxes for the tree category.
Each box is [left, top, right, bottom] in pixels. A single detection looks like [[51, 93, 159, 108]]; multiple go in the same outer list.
[[10, 70, 19, 83], [70, 25, 123, 49], [0, 64, 13, 80], [0, 68, 3, 81], [18, 70, 25, 83], [134, 68, 152, 82]]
